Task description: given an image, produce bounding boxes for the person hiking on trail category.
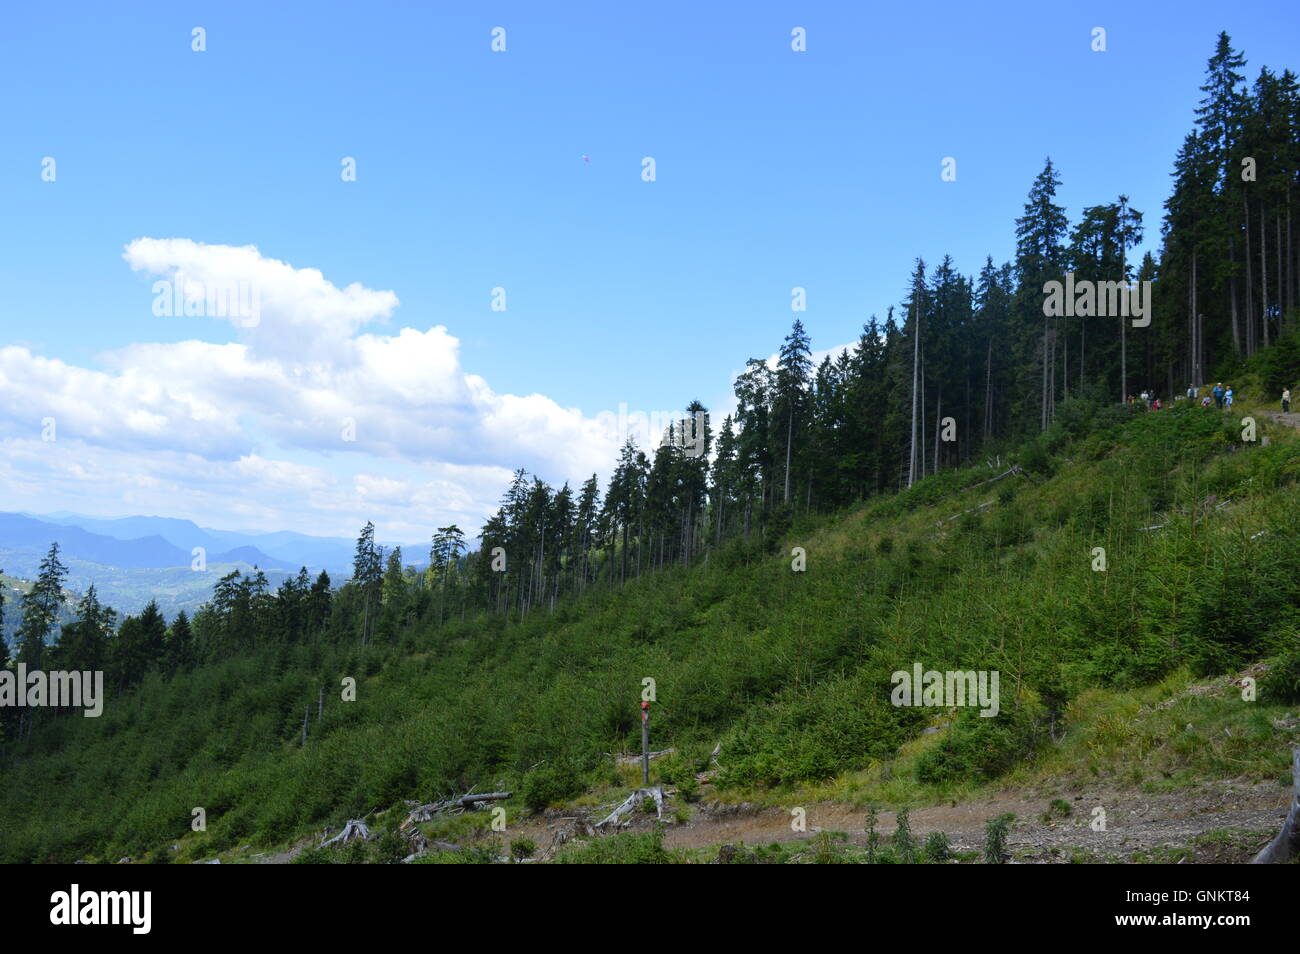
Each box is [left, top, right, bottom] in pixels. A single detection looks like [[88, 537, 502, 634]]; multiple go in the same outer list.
[[1201, 394, 1212, 407], [1284, 387, 1292, 414], [1213, 383, 1224, 408], [1225, 387, 1234, 409], [1152, 396, 1162, 410], [1187, 384, 1196, 400]]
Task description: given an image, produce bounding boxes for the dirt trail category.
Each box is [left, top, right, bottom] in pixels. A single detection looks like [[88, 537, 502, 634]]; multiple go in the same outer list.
[[646, 779, 1291, 862], [252, 776, 1291, 864], [1265, 409, 1300, 430]]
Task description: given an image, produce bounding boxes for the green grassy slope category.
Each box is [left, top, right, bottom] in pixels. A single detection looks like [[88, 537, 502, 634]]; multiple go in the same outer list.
[[3, 397, 1299, 863]]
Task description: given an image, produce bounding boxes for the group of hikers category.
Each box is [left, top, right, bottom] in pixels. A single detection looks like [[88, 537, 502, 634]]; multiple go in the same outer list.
[[1127, 383, 1239, 410], [1127, 390, 1169, 410], [1126, 387, 1211, 410], [1199, 383, 1235, 410], [1127, 383, 1296, 413]]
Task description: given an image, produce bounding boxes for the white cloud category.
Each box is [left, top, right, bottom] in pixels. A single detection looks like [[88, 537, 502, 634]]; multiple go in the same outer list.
[[0, 436, 511, 542], [123, 237, 399, 360], [0, 238, 641, 538]]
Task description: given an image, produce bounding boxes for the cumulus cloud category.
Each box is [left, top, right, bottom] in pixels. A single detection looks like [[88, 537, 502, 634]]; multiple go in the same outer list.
[[123, 237, 399, 360], [0, 238, 653, 537], [24, 240, 618, 470], [0, 436, 509, 541], [0, 343, 248, 456]]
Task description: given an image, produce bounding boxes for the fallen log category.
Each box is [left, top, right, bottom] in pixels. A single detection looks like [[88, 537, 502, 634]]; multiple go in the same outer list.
[[938, 499, 995, 526], [596, 786, 664, 828], [401, 840, 464, 863], [451, 791, 511, 808], [959, 465, 1021, 493], [400, 792, 512, 828], [1252, 747, 1300, 864], [614, 748, 674, 765]]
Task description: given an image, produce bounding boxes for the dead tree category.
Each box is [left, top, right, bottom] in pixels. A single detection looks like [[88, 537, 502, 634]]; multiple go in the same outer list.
[[596, 786, 664, 828], [1252, 747, 1300, 864], [320, 819, 370, 848], [400, 791, 512, 828]]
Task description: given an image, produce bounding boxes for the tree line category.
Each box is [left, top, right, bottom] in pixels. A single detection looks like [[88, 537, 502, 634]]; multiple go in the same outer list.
[[464, 32, 1298, 617]]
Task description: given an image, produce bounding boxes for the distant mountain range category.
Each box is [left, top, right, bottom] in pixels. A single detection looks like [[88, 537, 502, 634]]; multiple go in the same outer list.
[[1, 513, 284, 569], [17, 511, 425, 572], [0, 511, 427, 624]]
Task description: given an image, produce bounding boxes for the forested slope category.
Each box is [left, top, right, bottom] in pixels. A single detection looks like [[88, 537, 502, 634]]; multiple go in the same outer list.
[[3, 395, 1298, 863]]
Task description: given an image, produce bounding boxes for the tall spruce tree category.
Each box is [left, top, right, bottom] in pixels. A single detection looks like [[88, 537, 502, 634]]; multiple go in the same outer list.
[[14, 543, 68, 669], [775, 320, 813, 505], [1014, 158, 1070, 429], [352, 521, 381, 644]]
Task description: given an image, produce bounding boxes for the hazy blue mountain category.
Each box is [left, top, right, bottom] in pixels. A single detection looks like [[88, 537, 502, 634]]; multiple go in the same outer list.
[[33, 512, 231, 554], [0, 513, 190, 568], [5, 519, 292, 571], [199, 528, 358, 569], [209, 545, 290, 568], [0, 512, 430, 621], [24, 511, 425, 573]]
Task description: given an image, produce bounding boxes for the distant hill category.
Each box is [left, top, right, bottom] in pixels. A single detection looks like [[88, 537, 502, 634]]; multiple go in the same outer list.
[[3, 512, 292, 572], [203, 529, 377, 570], [22, 512, 423, 575], [0, 513, 297, 620], [210, 545, 288, 567], [33, 512, 230, 554], [0, 513, 189, 569], [0, 555, 293, 625], [0, 511, 427, 619]]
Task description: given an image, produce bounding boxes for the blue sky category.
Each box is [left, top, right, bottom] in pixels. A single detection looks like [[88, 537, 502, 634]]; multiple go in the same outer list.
[[1, 1, 1297, 542]]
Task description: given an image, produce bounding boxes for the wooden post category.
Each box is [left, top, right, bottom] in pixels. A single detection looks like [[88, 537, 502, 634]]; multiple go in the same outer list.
[[640, 701, 650, 785]]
